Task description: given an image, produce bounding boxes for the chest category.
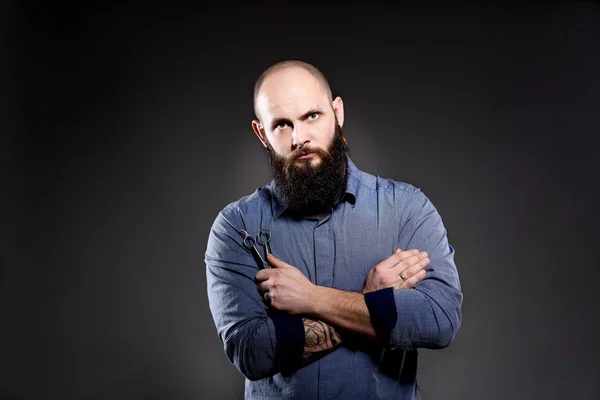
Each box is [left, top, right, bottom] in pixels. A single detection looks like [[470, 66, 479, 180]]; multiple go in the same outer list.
[[267, 204, 400, 292]]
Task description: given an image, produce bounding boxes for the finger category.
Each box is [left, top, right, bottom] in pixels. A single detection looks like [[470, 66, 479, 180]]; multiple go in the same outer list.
[[381, 249, 420, 269], [399, 269, 426, 289], [256, 269, 275, 282], [389, 250, 426, 270], [266, 253, 289, 268], [392, 254, 428, 287], [399, 251, 428, 270], [257, 281, 270, 294], [399, 256, 430, 280]]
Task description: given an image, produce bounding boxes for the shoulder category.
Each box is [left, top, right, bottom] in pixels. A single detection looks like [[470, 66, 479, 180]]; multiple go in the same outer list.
[[212, 182, 274, 230], [220, 189, 262, 217], [348, 157, 418, 195], [379, 175, 431, 215], [377, 175, 419, 195], [356, 164, 424, 201], [351, 164, 437, 220]]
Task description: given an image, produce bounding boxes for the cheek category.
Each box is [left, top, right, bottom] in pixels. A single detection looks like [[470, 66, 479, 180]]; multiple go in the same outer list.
[[268, 133, 292, 155], [316, 121, 336, 147]]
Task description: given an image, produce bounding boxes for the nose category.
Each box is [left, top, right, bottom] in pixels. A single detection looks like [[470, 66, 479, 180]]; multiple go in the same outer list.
[[291, 123, 310, 149]]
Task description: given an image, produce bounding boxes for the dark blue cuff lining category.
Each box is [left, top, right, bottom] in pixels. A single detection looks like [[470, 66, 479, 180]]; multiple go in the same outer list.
[[364, 287, 398, 343], [271, 314, 304, 376]]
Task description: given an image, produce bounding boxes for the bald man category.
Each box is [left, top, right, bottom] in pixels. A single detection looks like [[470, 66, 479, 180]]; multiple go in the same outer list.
[[205, 60, 462, 399]]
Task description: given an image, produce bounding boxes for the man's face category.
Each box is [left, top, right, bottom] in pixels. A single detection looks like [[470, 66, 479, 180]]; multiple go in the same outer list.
[[266, 116, 349, 217], [265, 115, 343, 178], [252, 67, 344, 171], [251, 67, 349, 216]]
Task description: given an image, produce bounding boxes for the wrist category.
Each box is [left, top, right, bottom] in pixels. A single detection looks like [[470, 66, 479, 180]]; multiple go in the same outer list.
[[306, 285, 328, 316]]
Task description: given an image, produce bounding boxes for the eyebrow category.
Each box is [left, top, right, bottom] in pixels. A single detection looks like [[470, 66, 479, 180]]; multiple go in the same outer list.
[[299, 108, 323, 120]]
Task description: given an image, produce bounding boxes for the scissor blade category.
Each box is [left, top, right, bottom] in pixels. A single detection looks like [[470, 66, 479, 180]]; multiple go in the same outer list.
[[249, 245, 269, 269]]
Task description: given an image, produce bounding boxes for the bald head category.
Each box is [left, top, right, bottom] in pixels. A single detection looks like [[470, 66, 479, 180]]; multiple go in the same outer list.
[[253, 60, 333, 120]]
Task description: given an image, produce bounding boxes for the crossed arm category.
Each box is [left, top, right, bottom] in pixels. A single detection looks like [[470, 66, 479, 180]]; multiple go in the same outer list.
[[260, 249, 430, 365], [206, 191, 462, 380], [206, 243, 430, 379]]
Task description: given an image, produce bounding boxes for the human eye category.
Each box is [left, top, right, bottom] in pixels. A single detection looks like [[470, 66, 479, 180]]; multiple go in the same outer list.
[[273, 120, 290, 130], [308, 112, 319, 121]]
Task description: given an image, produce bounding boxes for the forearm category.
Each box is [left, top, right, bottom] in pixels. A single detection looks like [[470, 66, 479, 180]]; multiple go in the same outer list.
[[386, 282, 462, 350], [306, 286, 378, 341], [224, 318, 280, 381], [302, 317, 343, 365], [256, 254, 380, 345], [304, 283, 460, 350]]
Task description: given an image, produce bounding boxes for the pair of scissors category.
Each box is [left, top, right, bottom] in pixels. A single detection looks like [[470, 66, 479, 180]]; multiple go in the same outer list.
[[241, 228, 272, 269]]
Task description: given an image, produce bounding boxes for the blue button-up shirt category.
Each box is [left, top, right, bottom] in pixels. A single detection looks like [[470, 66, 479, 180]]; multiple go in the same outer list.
[[205, 157, 462, 399]]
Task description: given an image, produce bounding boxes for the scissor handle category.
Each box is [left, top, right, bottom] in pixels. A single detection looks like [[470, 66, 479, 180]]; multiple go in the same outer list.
[[241, 230, 256, 249], [257, 228, 271, 244]]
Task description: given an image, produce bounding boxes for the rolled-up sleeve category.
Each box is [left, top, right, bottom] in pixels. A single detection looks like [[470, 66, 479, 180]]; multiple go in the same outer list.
[[365, 188, 463, 350], [205, 207, 304, 380]]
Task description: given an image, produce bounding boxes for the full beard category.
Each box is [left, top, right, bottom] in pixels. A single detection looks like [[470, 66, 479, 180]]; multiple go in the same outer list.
[[267, 122, 349, 217]]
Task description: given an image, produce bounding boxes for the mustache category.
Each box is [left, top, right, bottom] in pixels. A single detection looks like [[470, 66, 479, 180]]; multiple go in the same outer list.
[[283, 146, 329, 174], [291, 146, 328, 159]]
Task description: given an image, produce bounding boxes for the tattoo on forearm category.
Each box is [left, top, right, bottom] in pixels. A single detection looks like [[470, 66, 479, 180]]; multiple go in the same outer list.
[[302, 317, 343, 364]]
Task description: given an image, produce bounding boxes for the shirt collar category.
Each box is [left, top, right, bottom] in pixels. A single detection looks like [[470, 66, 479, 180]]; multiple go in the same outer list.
[[270, 155, 375, 220]]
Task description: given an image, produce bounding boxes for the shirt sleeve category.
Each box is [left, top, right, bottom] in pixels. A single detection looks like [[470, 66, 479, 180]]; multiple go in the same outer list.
[[364, 187, 463, 350], [205, 207, 305, 380]]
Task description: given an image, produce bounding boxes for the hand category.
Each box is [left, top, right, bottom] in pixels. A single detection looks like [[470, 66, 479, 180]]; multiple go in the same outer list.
[[362, 249, 429, 293], [256, 254, 317, 315]]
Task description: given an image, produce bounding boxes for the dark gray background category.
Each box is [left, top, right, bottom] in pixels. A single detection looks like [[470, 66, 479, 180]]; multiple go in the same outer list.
[[4, 2, 600, 399]]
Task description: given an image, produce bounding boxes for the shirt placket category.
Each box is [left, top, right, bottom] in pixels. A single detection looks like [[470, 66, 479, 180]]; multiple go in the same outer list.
[[313, 214, 335, 398]]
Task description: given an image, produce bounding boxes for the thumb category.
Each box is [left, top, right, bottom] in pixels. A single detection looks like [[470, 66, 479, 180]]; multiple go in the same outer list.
[[266, 253, 288, 268]]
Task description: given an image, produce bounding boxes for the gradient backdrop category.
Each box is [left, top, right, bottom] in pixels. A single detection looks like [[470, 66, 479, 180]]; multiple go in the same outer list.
[[5, 2, 600, 399]]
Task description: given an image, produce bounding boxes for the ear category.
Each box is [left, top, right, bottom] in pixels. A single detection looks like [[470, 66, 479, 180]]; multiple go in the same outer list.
[[252, 119, 269, 148], [332, 96, 345, 128]]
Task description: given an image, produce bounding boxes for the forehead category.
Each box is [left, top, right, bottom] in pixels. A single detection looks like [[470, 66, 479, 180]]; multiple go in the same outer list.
[[256, 67, 330, 120]]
